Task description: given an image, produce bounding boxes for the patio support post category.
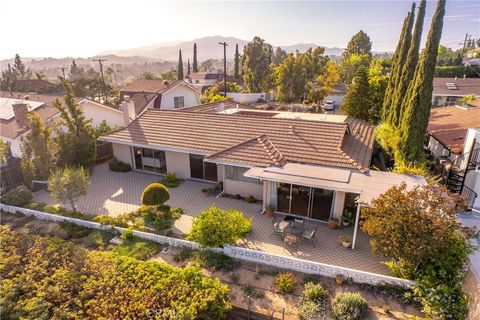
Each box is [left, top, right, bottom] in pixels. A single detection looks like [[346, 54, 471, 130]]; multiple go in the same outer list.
[[351, 203, 362, 250]]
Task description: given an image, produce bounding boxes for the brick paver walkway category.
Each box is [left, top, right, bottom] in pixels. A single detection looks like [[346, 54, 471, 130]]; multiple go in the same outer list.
[[33, 163, 390, 275]]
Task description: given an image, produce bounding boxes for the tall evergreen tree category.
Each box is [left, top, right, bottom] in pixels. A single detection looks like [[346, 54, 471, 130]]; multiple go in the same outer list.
[[0, 63, 15, 90], [242, 37, 273, 93], [187, 59, 191, 76], [382, 5, 415, 122], [12, 54, 31, 80], [193, 43, 198, 73], [391, 0, 427, 126], [54, 79, 96, 168], [234, 44, 240, 79], [340, 66, 372, 121], [177, 50, 184, 80], [20, 113, 55, 182], [344, 31, 372, 57], [399, 0, 446, 163]]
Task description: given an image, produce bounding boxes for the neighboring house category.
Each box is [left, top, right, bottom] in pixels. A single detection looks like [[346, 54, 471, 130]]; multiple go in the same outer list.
[[100, 105, 424, 247], [13, 79, 55, 92], [0, 92, 61, 157], [185, 73, 240, 92], [431, 77, 480, 107], [427, 100, 480, 209], [325, 83, 348, 106], [77, 99, 124, 128], [179, 100, 255, 113], [120, 79, 200, 111]]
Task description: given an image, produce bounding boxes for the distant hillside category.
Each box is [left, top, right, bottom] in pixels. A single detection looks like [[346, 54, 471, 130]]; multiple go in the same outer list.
[[100, 35, 346, 60]]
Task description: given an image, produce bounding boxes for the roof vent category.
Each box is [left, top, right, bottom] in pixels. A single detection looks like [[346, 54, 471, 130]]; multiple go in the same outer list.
[[24, 95, 29, 100], [163, 80, 169, 86], [445, 82, 458, 90]]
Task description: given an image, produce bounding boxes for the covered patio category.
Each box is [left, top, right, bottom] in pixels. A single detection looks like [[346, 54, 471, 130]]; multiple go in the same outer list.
[[33, 163, 395, 275]]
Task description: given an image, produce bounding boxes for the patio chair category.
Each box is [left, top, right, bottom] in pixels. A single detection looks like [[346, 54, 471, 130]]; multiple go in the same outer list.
[[293, 217, 305, 230], [271, 217, 285, 239], [301, 224, 318, 246]]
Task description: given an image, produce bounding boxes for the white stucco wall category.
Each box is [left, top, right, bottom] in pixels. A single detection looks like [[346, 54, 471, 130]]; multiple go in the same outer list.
[[464, 170, 480, 209], [224, 178, 263, 199], [160, 85, 200, 110], [227, 92, 275, 103], [79, 100, 125, 128], [165, 151, 191, 179], [428, 136, 453, 159], [112, 143, 132, 166], [2, 136, 21, 158]]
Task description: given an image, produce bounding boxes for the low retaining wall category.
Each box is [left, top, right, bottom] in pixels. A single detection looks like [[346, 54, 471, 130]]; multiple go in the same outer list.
[[1, 204, 414, 287]]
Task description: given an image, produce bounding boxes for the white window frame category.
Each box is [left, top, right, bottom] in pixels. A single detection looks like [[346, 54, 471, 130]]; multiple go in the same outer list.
[[174, 96, 185, 109]]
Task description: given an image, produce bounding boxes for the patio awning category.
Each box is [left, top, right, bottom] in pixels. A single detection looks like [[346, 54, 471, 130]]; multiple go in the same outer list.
[[245, 163, 427, 206]]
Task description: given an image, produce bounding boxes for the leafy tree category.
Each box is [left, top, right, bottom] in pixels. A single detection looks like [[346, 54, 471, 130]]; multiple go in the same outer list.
[[361, 182, 471, 276], [202, 85, 233, 103], [0, 139, 10, 162], [339, 53, 370, 84], [389, 0, 426, 126], [94, 120, 119, 138], [177, 49, 184, 80], [436, 45, 463, 66], [12, 54, 31, 80], [187, 205, 252, 247], [20, 112, 55, 182], [344, 30, 372, 57], [69, 59, 84, 81], [48, 166, 89, 212], [0, 63, 15, 90], [242, 36, 273, 92], [272, 47, 288, 66], [193, 42, 198, 73], [54, 79, 97, 168], [140, 72, 159, 80], [368, 59, 389, 124], [340, 67, 372, 121], [399, 0, 446, 163], [311, 60, 340, 104], [161, 68, 177, 81], [275, 53, 306, 102], [382, 5, 415, 122], [458, 94, 477, 106], [34, 71, 46, 80], [234, 44, 240, 79]]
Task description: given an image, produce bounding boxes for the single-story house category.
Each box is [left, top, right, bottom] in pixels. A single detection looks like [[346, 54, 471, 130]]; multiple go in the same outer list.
[[431, 77, 480, 107], [120, 79, 200, 111], [100, 105, 425, 248], [77, 99, 125, 128]]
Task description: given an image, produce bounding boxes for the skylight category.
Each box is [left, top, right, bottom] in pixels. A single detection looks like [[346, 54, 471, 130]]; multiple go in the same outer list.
[[445, 82, 458, 90]]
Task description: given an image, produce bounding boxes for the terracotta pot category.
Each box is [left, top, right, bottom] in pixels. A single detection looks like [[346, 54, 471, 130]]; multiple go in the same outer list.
[[203, 192, 209, 197], [329, 222, 338, 229], [342, 241, 351, 248], [335, 277, 343, 285], [266, 210, 274, 218]]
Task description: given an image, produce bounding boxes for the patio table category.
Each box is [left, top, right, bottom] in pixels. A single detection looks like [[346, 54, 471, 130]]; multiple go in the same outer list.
[[277, 220, 290, 231]]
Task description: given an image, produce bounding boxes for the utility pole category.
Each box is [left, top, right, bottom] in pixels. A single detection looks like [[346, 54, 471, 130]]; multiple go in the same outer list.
[[219, 41, 228, 97], [462, 33, 469, 53]]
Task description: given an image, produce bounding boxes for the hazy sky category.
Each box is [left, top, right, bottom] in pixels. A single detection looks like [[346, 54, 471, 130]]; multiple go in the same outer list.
[[1, 0, 479, 59]]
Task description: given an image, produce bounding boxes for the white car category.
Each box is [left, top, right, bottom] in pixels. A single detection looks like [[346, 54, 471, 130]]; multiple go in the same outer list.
[[323, 101, 335, 111]]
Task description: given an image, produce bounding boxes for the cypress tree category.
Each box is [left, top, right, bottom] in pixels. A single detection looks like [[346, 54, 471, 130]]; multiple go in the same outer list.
[[177, 50, 184, 80], [399, 0, 446, 163], [187, 59, 191, 76], [381, 3, 415, 122], [234, 44, 240, 79], [340, 66, 372, 122], [389, 0, 427, 126], [193, 43, 198, 73]]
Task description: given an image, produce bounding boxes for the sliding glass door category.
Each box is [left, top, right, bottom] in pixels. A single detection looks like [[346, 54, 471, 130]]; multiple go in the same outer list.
[[276, 183, 334, 221], [189, 154, 218, 182], [132, 147, 167, 174]]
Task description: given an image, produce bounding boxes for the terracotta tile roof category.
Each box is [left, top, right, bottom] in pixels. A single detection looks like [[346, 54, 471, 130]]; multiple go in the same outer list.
[[101, 110, 374, 172], [120, 79, 183, 94], [432, 77, 480, 96], [428, 105, 480, 154], [179, 101, 254, 113], [206, 134, 286, 167], [342, 117, 375, 172]]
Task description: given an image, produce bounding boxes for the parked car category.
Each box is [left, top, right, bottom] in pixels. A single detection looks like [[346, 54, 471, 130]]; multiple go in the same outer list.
[[323, 100, 335, 111]]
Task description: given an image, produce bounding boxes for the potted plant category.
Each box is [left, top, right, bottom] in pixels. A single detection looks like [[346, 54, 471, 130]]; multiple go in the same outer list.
[[341, 210, 354, 227], [265, 205, 276, 218], [328, 218, 338, 229], [335, 274, 344, 285], [201, 187, 212, 197], [338, 235, 352, 248]]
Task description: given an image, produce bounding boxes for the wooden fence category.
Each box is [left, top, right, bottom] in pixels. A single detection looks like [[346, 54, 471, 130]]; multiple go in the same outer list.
[[96, 142, 113, 163], [0, 159, 24, 192]]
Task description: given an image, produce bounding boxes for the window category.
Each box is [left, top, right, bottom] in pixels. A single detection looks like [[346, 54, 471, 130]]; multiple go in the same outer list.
[[225, 166, 261, 184], [445, 96, 458, 106], [132, 147, 167, 174], [174, 96, 185, 109]]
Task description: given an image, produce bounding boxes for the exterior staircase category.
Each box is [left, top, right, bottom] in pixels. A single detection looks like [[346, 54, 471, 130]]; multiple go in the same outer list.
[[441, 141, 480, 211]]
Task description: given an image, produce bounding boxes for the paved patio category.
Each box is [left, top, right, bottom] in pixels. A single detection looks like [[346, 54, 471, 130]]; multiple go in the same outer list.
[[33, 163, 390, 275]]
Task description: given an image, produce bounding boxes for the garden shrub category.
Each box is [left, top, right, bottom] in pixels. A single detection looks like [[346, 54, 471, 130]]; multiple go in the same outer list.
[[200, 250, 239, 271], [93, 211, 144, 229], [108, 158, 132, 172], [331, 292, 368, 320], [163, 172, 180, 188], [59, 221, 91, 239], [298, 282, 329, 320], [187, 205, 252, 247], [141, 183, 170, 206], [241, 284, 265, 300], [83, 230, 113, 248], [174, 247, 194, 262], [120, 228, 134, 241], [24, 201, 91, 220], [140, 205, 179, 232], [1, 185, 33, 206], [303, 274, 323, 284], [113, 238, 162, 260], [275, 272, 296, 294]]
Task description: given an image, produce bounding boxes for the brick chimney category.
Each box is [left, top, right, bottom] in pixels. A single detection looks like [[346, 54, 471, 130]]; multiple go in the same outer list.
[[121, 96, 135, 126], [12, 102, 29, 131]]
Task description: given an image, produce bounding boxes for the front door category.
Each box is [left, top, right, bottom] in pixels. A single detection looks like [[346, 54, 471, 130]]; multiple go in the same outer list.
[[204, 162, 218, 182], [310, 188, 334, 221]]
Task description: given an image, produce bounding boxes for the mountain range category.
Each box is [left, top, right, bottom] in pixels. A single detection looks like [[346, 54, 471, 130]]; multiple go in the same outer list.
[[100, 36, 345, 61]]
